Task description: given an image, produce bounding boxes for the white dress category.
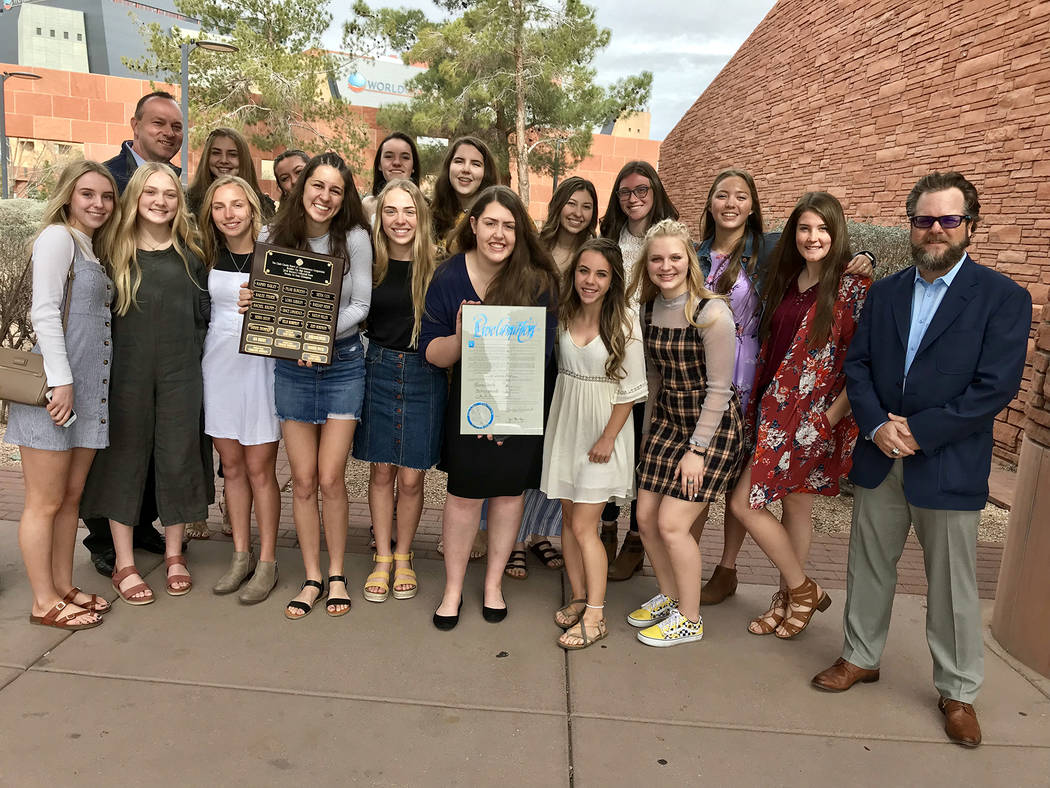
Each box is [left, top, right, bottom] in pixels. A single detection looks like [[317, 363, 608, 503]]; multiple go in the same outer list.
[[540, 313, 648, 504], [202, 265, 281, 444]]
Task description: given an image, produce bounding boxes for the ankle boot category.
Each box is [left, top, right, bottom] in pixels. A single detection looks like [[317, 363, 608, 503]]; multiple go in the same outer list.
[[700, 565, 738, 605], [600, 522, 618, 565], [213, 550, 255, 594], [239, 560, 278, 604], [608, 531, 645, 581]]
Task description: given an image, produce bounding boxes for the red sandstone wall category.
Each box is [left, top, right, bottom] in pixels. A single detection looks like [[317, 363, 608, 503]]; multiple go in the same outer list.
[[659, 0, 1050, 463]]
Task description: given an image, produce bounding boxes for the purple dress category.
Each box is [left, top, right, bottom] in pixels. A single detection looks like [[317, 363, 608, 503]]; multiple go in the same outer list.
[[706, 252, 761, 412]]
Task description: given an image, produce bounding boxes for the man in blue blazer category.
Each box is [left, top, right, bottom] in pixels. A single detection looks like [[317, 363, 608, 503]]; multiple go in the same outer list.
[[811, 173, 1031, 748]]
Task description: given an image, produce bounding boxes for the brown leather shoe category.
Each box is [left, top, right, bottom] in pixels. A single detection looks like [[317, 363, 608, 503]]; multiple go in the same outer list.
[[700, 564, 737, 605], [938, 697, 982, 747], [811, 657, 880, 692], [608, 531, 645, 581]]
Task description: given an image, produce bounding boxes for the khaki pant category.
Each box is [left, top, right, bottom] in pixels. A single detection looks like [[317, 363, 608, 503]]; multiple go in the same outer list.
[[842, 459, 983, 703]]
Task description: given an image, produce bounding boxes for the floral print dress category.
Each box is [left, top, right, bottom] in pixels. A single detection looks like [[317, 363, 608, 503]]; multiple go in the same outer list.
[[747, 273, 870, 509]]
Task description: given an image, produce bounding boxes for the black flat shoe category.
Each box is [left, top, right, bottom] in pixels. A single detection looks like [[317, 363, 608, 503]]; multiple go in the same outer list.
[[433, 600, 462, 631], [482, 604, 508, 623], [91, 549, 116, 577]]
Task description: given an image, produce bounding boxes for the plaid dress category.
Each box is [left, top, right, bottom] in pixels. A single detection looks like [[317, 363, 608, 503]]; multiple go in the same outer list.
[[637, 300, 746, 502]]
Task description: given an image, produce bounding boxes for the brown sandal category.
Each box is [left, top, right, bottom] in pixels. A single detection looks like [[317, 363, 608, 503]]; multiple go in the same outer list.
[[62, 586, 111, 615], [165, 555, 192, 596], [776, 577, 831, 639], [554, 599, 587, 629], [748, 589, 787, 635], [29, 600, 102, 630], [112, 565, 155, 606]]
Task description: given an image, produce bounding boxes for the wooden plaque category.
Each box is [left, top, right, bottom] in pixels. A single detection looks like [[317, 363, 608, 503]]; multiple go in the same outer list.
[[238, 242, 344, 365]]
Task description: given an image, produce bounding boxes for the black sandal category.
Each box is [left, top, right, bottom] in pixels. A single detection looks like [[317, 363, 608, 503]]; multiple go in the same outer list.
[[284, 579, 323, 620], [325, 575, 352, 617], [504, 550, 528, 580], [529, 539, 564, 569]]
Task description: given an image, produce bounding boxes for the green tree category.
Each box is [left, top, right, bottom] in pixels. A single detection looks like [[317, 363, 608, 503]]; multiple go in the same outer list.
[[344, 0, 652, 205], [126, 0, 367, 166]]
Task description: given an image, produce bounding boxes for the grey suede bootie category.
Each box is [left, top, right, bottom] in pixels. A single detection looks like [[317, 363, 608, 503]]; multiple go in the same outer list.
[[213, 550, 255, 594], [239, 560, 278, 605]]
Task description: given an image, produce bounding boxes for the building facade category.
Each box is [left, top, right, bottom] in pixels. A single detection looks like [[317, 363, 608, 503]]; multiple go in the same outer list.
[[659, 0, 1049, 463]]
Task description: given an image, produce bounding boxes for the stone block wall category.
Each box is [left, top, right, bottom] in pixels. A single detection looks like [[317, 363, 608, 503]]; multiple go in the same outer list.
[[659, 0, 1050, 463]]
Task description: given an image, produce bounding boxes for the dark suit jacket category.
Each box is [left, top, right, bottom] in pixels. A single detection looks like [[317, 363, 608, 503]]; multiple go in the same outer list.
[[845, 255, 1031, 510], [102, 141, 181, 195]]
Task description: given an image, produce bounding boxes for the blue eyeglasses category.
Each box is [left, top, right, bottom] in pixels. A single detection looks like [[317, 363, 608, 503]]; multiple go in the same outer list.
[[908, 214, 971, 229]]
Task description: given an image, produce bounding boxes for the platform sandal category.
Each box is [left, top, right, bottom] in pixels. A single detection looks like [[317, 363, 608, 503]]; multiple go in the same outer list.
[[112, 565, 154, 606], [748, 589, 788, 635], [392, 552, 418, 600], [285, 578, 324, 620], [775, 577, 832, 639], [165, 554, 192, 596], [363, 555, 393, 603]]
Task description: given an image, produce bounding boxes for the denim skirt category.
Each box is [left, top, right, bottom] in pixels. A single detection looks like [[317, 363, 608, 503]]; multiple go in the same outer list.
[[352, 342, 447, 469], [274, 334, 365, 424]]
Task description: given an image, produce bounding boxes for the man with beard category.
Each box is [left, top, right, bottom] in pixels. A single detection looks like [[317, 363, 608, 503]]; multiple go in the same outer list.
[[809, 172, 1031, 748]]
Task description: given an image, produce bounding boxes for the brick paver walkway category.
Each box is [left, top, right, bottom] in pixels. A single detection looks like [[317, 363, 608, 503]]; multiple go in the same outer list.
[[0, 447, 1005, 600]]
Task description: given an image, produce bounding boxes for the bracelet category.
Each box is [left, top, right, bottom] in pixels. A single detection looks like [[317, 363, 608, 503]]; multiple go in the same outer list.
[[858, 250, 877, 267], [687, 444, 706, 456]]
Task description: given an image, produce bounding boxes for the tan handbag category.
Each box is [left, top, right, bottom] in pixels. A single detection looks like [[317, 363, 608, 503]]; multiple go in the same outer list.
[[0, 251, 75, 407]]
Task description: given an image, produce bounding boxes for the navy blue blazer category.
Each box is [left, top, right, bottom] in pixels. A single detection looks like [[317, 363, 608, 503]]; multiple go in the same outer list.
[[845, 255, 1031, 510], [102, 141, 181, 195]]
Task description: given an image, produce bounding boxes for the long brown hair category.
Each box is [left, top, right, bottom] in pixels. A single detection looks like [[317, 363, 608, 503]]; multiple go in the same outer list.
[[758, 191, 851, 349], [266, 152, 368, 266], [453, 185, 558, 309], [559, 237, 630, 380], [432, 136, 498, 241], [628, 219, 723, 329], [539, 176, 598, 257], [110, 162, 204, 315], [599, 160, 679, 241], [697, 168, 766, 295], [187, 127, 272, 217], [197, 175, 262, 269], [372, 179, 436, 348]]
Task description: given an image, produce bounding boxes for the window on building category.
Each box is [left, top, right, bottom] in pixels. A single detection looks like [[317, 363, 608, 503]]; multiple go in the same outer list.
[[77, 33, 83, 41], [57, 144, 72, 154], [36, 27, 42, 35], [64, 31, 69, 39], [50, 30, 55, 37]]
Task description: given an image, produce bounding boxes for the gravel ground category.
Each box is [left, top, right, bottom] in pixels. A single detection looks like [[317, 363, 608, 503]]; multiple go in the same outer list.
[[2, 428, 1012, 543]]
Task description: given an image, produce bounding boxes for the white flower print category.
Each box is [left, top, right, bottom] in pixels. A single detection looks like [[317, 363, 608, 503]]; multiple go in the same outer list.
[[795, 419, 819, 447], [799, 370, 816, 396]]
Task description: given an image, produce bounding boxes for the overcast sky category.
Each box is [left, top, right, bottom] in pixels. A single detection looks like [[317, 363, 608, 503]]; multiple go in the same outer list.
[[331, 0, 777, 140]]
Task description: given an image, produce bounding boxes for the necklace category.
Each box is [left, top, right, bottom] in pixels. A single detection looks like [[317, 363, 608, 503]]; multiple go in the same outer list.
[[227, 248, 252, 274]]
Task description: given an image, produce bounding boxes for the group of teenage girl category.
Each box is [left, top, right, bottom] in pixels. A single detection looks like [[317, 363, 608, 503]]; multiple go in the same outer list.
[[11, 128, 877, 650]]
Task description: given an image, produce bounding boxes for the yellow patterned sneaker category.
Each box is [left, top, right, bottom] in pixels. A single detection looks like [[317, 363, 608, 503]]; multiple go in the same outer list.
[[627, 593, 676, 628], [637, 609, 703, 647]]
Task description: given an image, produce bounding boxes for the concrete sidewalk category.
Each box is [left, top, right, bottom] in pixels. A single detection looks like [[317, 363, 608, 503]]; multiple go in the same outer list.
[[1, 522, 1048, 786]]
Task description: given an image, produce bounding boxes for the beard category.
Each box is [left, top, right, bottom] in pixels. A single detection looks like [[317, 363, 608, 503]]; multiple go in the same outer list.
[[910, 235, 970, 275]]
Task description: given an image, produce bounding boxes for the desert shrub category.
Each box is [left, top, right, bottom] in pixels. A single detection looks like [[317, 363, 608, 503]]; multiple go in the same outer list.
[[0, 199, 47, 352]]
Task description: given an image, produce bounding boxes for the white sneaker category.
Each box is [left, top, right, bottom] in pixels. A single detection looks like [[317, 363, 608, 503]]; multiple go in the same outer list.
[[637, 609, 704, 647], [627, 592, 676, 628]]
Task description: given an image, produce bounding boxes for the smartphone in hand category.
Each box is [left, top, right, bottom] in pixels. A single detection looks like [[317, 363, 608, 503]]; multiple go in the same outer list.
[[45, 389, 78, 428]]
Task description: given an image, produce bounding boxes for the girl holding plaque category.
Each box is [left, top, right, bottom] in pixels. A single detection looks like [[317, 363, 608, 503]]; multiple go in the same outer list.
[[242, 152, 372, 620], [504, 177, 600, 581], [627, 219, 745, 647], [599, 161, 680, 581], [420, 185, 559, 630], [8, 161, 121, 630], [352, 179, 446, 603], [187, 128, 276, 219], [431, 136, 498, 255], [199, 175, 282, 604], [541, 238, 647, 649], [80, 162, 211, 605]]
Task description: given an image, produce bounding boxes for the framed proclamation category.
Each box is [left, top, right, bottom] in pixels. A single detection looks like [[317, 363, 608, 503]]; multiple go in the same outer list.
[[239, 242, 344, 365], [460, 304, 546, 436]]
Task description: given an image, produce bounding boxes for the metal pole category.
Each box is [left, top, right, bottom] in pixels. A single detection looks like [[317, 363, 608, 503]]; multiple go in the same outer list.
[[552, 138, 561, 191], [1, 75, 9, 200], [180, 42, 190, 185]]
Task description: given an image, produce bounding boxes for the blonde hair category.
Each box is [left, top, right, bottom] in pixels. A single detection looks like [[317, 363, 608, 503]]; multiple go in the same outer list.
[[37, 159, 122, 262], [197, 175, 262, 269], [110, 162, 204, 315], [629, 218, 724, 328], [372, 179, 436, 348]]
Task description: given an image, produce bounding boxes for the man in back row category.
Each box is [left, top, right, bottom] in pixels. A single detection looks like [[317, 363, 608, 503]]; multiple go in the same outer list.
[[812, 172, 1032, 748]]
